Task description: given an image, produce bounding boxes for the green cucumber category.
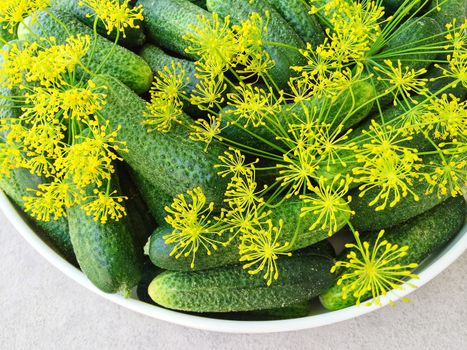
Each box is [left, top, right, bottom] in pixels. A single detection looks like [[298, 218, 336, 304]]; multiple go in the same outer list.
[[382, 0, 423, 14], [93, 74, 228, 207], [136, 262, 163, 304], [148, 248, 336, 312], [349, 154, 450, 232], [207, 0, 306, 89], [428, 0, 466, 29], [0, 168, 76, 264], [137, 0, 210, 59], [51, 0, 146, 48], [221, 80, 375, 152], [0, 26, 16, 42], [18, 10, 152, 94], [147, 198, 348, 271], [68, 184, 142, 294], [206, 301, 310, 320], [320, 195, 467, 310], [263, 0, 325, 47], [139, 44, 199, 94]]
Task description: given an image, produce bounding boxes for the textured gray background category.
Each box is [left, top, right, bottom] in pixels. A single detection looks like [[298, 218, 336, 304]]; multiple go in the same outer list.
[[0, 209, 466, 350]]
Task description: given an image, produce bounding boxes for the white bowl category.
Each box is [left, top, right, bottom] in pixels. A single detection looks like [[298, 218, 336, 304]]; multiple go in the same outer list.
[[1, 191, 466, 334]]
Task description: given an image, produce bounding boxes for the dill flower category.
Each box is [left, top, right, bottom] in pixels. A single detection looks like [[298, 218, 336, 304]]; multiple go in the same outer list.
[[190, 76, 227, 110], [189, 114, 224, 151], [144, 98, 184, 133], [353, 150, 422, 211], [215, 147, 258, 178], [276, 149, 317, 197], [0, 142, 21, 178], [82, 188, 127, 224], [149, 63, 188, 102], [79, 0, 144, 38], [227, 84, 280, 127], [423, 153, 467, 198], [224, 172, 265, 211], [239, 219, 291, 286], [0, 0, 49, 34], [300, 174, 354, 236], [423, 94, 466, 140], [0, 42, 39, 89], [164, 187, 223, 268], [332, 230, 419, 306], [374, 60, 429, 106]]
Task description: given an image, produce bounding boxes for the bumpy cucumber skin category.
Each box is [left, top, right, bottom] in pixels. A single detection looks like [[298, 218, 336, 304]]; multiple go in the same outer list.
[[320, 195, 467, 310], [19, 10, 152, 94], [428, 0, 467, 29], [207, 0, 306, 89], [221, 80, 375, 152], [148, 252, 336, 312], [264, 0, 325, 47], [51, 0, 146, 48], [139, 44, 199, 94], [137, 0, 210, 59], [147, 198, 346, 271], [93, 74, 228, 207], [349, 154, 450, 232], [68, 195, 142, 293], [0, 168, 76, 263]]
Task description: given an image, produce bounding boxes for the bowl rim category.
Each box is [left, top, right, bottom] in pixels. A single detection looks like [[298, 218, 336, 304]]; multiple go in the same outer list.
[[1, 191, 466, 334]]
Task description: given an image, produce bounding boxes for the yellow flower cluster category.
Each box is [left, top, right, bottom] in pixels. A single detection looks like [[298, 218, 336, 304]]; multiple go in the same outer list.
[[0, 0, 49, 34]]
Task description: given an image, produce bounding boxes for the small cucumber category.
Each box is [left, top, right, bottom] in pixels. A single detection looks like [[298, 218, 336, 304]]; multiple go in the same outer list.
[[349, 154, 450, 232], [93, 74, 228, 207], [51, 0, 146, 48], [263, 0, 325, 47], [148, 248, 336, 312], [320, 195, 467, 310], [137, 0, 211, 59], [18, 10, 152, 94], [68, 184, 143, 294], [206, 0, 306, 88], [428, 0, 466, 29], [147, 198, 348, 271]]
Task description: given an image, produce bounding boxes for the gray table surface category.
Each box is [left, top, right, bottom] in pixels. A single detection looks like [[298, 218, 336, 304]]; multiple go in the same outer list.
[[0, 210, 466, 350]]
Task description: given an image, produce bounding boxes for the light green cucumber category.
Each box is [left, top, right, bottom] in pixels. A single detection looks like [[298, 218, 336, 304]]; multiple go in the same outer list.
[[18, 10, 152, 94], [51, 0, 146, 48], [147, 197, 348, 271], [263, 0, 325, 47], [207, 0, 306, 88], [349, 154, 451, 232], [137, 0, 210, 59], [428, 0, 466, 29], [320, 195, 467, 310], [68, 183, 143, 294], [148, 247, 336, 312], [93, 74, 228, 207]]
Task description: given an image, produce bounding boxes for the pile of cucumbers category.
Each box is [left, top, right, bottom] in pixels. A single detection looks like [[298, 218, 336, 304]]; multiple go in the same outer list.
[[1, 0, 466, 320]]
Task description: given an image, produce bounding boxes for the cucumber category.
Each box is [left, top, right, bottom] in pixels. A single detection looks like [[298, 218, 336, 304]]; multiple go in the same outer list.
[[93, 74, 228, 207], [0, 27, 16, 43], [51, 0, 146, 48], [221, 80, 375, 152], [206, 0, 306, 88], [207, 301, 310, 320], [148, 247, 336, 312], [0, 168, 76, 264], [68, 184, 142, 293], [147, 198, 348, 271], [349, 154, 450, 232], [137, 0, 211, 60], [136, 262, 163, 304], [426, 64, 467, 99], [263, 0, 325, 47], [139, 44, 199, 95], [382, 0, 423, 14], [320, 195, 467, 310], [18, 10, 152, 94], [428, 0, 466, 29]]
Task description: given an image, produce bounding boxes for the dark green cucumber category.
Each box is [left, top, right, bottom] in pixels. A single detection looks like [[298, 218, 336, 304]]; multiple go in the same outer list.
[[428, 0, 466, 29], [207, 0, 306, 88], [136, 262, 163, 304], [147, 198, 348, 271], [139, 44, 199, 94], [148, 248, 336, 312], [263, 0, 325, 47], [382, 0, 423, 14], [221, 80, 375, 152], [349, 154, 450, 232], [68, 186, 142, 293], [206, 301, 310, 320], [0, 168, 76, 263], [18, 10, 152, 94], [320, 195, 467, 310], [137, 0, 210, 59], [51, 0, 146, 48], [93, 74, 228, 207]]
